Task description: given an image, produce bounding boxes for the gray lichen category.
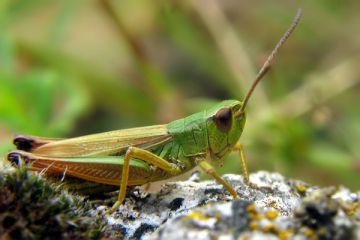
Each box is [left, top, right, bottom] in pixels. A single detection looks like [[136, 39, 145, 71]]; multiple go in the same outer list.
[[100, 172, 360, 240], [152, 188, 358, 240]]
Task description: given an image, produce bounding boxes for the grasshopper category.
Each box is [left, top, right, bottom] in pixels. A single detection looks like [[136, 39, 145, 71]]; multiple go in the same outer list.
[[7, 9, 302, 213]]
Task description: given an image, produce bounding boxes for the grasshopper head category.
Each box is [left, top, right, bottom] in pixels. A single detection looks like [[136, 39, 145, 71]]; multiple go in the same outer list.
[[206, 100, 246, 162]]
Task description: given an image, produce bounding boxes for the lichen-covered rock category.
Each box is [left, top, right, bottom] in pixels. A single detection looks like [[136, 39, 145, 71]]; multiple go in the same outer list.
[[152, 189, 358, 240], [1, 164, 359, 240], [99, 171, 360, 240]]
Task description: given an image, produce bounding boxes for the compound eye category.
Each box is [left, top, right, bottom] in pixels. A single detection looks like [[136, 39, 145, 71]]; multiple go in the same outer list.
[[213, 107, 232, 132]]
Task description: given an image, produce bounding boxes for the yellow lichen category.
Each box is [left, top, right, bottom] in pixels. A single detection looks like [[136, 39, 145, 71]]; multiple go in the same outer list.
[[249, 212, 264, 221], [263, 222, 278, 233], [248, 221, 258, 230], [184, 211, 209, 221], [278, 229, 294, 240], [344, 202, 359, 216], [317, 226, 327, 236], [246, 203, 257, 213], [302, 227, 314, 238], [295, 184, 307, 193], [265, 210, 279, 220]]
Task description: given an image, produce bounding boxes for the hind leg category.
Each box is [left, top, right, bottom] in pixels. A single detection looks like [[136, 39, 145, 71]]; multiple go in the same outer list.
[[108, 146, 181, 214]]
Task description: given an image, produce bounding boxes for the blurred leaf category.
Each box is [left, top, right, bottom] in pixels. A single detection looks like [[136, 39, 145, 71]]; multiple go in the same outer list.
[[0, 0, 48, 29], [0, 69, 90, 136], [308, 142, 359, 189], [0, 37, 90, 136], [48, 0, 80, 46], [16, 41, 157, 121], [0, 37, 14, 73], [160, 4, 238, 98], [309, 142, 352, 170]]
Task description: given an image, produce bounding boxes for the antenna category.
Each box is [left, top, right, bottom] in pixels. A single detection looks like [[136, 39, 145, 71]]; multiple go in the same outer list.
[[237, 8, 302, 115]]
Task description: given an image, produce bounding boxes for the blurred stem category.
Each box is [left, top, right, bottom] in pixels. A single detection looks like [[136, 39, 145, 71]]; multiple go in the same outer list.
[[99, 0, 148, 66], [184, 0, 268, 108], [259, 56, 360, 120], [16, 41, 157, 120], [99, 0, 177, 108], [243, 55, 360, 149], [48, 0, 79, 46]]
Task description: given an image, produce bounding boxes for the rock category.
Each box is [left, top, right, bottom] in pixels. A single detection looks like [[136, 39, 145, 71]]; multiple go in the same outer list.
[[99, 171, 360, 240], [1, 164, 359, 239]]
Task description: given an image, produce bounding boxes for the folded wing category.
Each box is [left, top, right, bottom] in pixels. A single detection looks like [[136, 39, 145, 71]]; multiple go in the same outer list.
[[14, 125, 171, 157]]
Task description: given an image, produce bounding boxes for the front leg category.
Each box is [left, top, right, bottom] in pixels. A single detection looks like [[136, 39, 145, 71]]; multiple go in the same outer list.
[[233, 143, 263, 190], [232, 143, 249, 184], [108, 146, 181, 213], [198, 160, 238, 198]]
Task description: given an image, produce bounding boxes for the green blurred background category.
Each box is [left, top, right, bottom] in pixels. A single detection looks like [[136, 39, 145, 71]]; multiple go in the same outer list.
[[0, 0, 359, 190]]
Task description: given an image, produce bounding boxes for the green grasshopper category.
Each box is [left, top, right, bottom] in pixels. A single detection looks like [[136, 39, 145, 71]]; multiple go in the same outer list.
[[7, 9, 302, 213]]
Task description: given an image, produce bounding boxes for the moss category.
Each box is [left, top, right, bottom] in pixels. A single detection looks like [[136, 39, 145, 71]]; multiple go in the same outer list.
[[0, 166, 106, 239]]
